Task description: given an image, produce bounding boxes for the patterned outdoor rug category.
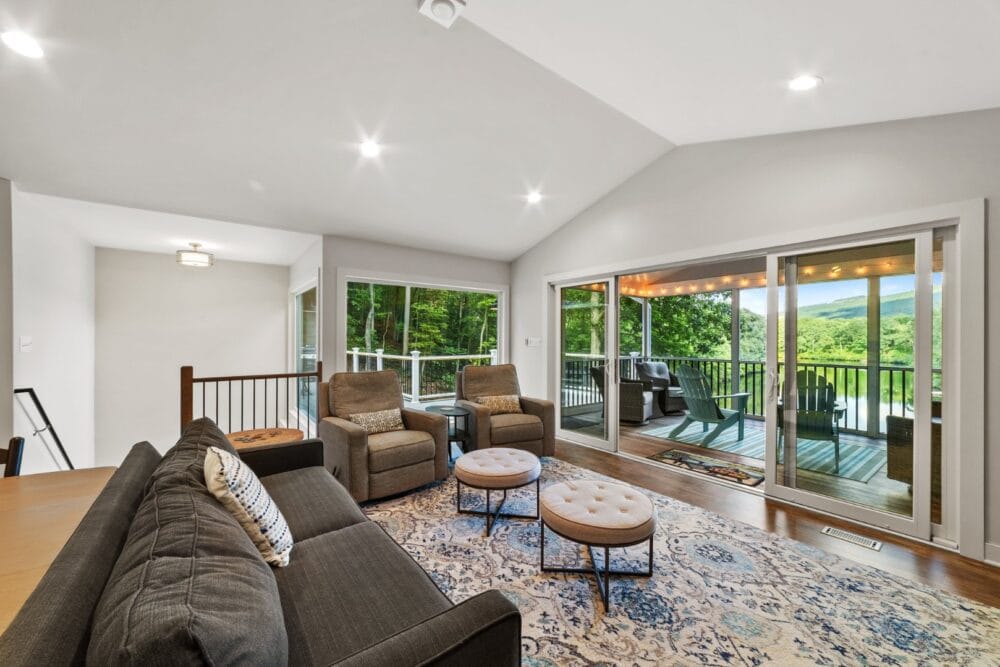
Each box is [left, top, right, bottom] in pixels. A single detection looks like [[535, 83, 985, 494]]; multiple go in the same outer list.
[[648, 449, 765, 487], [364, 458, 1000, 666], [642, 422, 886, 483]]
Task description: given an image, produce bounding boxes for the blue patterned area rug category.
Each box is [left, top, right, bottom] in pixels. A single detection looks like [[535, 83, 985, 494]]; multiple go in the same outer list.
[[365, 458, 1000, 665]]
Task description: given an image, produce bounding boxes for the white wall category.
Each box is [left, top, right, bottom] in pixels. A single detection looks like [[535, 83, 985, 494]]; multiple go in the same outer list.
[[12, 189, 96, 472], [95, 249, 288, 464], [289, 239, 322, 293], [0, 179, 12, 448], [509, 108, 1000, 549], [320, 235, 511, 374]]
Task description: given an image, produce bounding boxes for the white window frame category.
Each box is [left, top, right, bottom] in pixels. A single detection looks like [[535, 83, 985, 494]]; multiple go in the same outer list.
[[334, 267, 509, 374]]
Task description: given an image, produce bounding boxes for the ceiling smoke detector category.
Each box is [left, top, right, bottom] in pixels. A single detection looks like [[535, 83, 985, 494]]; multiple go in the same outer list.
[[418, 0, 466, 29]]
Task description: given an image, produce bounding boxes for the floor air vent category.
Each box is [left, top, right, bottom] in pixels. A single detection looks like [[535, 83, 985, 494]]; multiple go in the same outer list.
[[821, 526, 882, 551]]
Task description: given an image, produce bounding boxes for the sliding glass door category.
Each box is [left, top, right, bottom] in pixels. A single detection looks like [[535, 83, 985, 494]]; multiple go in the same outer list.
[[557, 280, 617, 450], [766, 233, 940, 538]]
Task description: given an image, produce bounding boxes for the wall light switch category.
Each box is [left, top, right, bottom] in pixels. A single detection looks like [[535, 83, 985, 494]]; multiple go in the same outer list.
[[19, 335, 33, 352], [525, 337, 542, 347]]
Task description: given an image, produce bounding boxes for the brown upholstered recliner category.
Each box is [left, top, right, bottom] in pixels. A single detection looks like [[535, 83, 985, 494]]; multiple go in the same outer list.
[[317, 370, 449, 502], [455, 364, 555, 457]]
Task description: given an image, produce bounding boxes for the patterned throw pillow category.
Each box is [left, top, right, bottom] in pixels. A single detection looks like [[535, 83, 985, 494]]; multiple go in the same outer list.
[[475, 394, 522, 415], [204, 446, 294, 567], [349, 407, 406, 434]]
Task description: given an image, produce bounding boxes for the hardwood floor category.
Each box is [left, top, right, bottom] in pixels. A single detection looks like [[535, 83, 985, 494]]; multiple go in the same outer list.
[[553, 438, 1000, 609], [570, 410, 939, 520]]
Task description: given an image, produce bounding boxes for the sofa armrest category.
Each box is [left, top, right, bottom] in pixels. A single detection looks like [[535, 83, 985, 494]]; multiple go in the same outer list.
[[238, 439, 325, 478], [402, 408, 449, 480], [319, 417, 370, 501], [456, 399, 491, 451], [519, 396, 555, 457], [334, 590, 520, 667]]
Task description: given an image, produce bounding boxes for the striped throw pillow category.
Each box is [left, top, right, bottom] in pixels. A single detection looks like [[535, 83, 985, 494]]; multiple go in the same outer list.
[[475, 394, 522, 415], [204, 446, 294, 567], [349, 408, 405, 434]]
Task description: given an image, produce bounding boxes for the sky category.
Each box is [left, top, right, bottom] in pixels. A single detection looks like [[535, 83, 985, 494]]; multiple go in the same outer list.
[[739, 274, 938, 315]]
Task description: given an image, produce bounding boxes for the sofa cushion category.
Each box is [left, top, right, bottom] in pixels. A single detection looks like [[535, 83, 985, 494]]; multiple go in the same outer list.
[[331, 370, 403, 419], [261, 466, 367, 540], [87, 419, 288, 666], [274, 522, 452, 666], [205, 446, 294, 567], [367, 429, 436, 473], [491, 412, 543, 445], [462, 364, 521, 400], [145, 417, 238, 492]]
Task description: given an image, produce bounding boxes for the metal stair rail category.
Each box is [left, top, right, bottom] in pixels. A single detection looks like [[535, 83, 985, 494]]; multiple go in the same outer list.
[[13, 387, 74, 470]]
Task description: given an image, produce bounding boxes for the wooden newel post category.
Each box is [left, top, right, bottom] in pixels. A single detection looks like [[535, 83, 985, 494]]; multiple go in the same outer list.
[[180, 366, 194, 431]]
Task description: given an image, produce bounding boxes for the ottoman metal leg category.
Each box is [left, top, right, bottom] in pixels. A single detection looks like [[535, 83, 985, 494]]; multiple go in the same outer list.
[[539, 521, 654, 611], [457, 478, 540, 537]]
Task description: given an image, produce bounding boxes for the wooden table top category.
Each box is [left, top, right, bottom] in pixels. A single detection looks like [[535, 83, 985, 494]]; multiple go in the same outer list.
[[0, 467, 116, 634], [226, 428, 304, 450]]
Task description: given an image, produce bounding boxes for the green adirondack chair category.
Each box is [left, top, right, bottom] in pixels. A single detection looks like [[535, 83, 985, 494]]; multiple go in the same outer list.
[[778, 369, 842, 472], [668, 365, 750, 446]]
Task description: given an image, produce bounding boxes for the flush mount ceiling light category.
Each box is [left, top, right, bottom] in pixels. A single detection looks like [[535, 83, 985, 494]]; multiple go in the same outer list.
[[1, 30, 44, 58], [176, 242, 214, 268], [359, 139, 381, 158], [788, 74, 822, 92], [526, 190, 543, 204], [418, 0, 467, 29]]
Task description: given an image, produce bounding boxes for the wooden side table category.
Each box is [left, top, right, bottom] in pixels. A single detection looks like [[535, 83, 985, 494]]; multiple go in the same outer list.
[[227, 428, 304, 450]]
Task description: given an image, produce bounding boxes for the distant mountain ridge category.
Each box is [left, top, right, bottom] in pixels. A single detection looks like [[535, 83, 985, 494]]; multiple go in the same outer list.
[[797, 287, 941, 320]]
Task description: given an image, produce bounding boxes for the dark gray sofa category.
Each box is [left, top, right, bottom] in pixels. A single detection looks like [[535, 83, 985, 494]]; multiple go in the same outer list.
[[0, 418, 520, 666]]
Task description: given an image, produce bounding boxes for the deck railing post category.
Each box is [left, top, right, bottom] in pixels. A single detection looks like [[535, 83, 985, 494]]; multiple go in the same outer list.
[[376, 349, 384, 371], [352, 347, 360, 373], [629, 351, 639, 380], [410, 351, 421, 405], [489, 348, 498, 365], [180, 366, 194, 431]]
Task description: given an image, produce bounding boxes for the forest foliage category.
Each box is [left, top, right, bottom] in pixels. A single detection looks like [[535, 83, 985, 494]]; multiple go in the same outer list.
[[347, 282, 499, 356], [568, 285, 940, 367]]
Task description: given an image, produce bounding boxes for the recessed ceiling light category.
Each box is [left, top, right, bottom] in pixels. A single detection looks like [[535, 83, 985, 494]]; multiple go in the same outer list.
[[526, 191, 542, 204], [1, 31, 44, 59], [359, 139, 381, 158], [788, 74, 822, 92]]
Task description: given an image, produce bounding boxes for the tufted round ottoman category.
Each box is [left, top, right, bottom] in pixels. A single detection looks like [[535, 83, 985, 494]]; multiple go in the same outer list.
[[539, 479, 655, 611], [454, 447, 541, 536]]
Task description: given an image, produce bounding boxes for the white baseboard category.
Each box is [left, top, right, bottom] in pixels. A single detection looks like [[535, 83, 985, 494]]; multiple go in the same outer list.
[[985, 542, 1000, 567]]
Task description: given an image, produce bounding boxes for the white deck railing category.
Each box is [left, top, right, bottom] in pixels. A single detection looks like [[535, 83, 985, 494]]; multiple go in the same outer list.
[[347, 348, 498, 405]]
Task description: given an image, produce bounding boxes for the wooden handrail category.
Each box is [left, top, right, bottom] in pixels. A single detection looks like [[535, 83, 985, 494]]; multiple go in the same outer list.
[[180, 362, 323, 431]]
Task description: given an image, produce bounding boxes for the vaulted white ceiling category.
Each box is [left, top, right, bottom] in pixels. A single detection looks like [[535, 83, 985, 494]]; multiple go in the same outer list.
[[466, 0, 1000, 144], [1, 1, 998, 262], [0, 1, 669, 261]]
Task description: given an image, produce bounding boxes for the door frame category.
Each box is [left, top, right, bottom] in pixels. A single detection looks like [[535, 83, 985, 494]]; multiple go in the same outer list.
[[764, 231, 935, 540], [540, 198, 985, 559], [551, 276, 619, 452]]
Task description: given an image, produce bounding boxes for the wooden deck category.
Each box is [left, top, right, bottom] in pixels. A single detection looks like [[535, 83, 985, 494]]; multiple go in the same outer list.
[[564, 409, 936, 520]]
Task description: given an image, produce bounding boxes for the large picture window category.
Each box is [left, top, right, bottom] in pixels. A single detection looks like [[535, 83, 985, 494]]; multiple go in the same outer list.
[[346, 281, 500, 403]]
